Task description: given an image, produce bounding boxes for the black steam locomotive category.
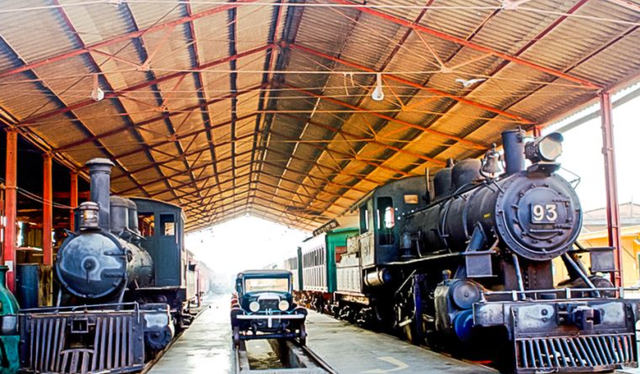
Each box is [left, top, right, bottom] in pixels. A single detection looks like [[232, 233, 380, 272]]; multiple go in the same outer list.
[[18, 158, 200, 374], [331, 129, 639, 373]]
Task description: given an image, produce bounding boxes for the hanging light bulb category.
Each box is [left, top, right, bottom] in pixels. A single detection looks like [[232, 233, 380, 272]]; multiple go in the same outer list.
[[371, 73, 384, 101], [90, 74, 104, 102]]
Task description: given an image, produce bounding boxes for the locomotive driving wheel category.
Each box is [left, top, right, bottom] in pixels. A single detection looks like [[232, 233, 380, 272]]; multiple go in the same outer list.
[[394, 291, 416, 343]]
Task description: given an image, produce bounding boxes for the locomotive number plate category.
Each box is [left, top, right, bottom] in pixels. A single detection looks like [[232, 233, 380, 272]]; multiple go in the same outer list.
[[530, 203, 558, 224]]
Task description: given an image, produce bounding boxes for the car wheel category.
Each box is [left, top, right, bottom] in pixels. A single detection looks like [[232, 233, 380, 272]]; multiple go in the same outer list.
[[298, 323, 307, 346], [233, 326, 240, 348]]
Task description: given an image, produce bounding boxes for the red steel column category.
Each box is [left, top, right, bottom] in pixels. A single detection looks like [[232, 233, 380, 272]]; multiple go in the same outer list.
[[532, 125, 542, 138], [69, 171, 78, 230], [42, 154, 53, 267], [42, 154, 53, 306], [4, 129, 18, 292], [600, 92, 623, 287]]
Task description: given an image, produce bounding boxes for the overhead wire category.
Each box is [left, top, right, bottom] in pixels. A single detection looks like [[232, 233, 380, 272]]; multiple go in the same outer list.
[[0, 1, 636, 27], [0, 177, 74, 210]]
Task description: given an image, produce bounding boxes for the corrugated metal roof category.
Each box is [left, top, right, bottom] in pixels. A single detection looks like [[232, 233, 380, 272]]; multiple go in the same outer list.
[[0, 0, 638, 232]]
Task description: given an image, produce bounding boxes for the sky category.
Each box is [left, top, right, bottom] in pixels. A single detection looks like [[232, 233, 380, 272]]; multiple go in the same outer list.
[[186, 216, 307, 278], [546, 84, 640, 212], [187, 85, 640, 275]]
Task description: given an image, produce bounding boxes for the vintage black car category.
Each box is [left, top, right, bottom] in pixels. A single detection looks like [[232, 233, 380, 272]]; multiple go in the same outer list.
[[230, 269, 308, 346]]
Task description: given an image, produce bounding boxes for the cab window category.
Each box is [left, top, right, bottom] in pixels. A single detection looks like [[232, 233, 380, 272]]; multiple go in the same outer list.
[[360, 206, 369, 234], [160, 214, 175, 236], [376, 197, 395, 245], [138, 213, 155, 237]]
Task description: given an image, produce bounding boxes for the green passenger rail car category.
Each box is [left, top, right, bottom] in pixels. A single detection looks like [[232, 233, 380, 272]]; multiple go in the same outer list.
[[284, 247, 303, 292], [297, 227, 359, 312]]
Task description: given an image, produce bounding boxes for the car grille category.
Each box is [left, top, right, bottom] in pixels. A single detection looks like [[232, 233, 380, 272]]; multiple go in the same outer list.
[[259, 299, 279, 312]]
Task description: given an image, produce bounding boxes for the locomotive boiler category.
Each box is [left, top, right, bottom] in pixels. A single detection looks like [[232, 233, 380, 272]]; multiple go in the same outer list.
[[331, 129, 639, 373]]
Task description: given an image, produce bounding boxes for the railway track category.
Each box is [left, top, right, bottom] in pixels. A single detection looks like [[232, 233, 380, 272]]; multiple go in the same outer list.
[[141, 303, 211, 374], [234, 339, 337, 374]]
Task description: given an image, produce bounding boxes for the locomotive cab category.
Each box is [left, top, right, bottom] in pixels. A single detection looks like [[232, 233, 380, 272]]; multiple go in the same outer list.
[[354, 177, 429, 270]]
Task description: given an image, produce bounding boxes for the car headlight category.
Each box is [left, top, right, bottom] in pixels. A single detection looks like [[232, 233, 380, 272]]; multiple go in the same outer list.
[[278, 300, 289, 311], [249, 301, 260, 312]]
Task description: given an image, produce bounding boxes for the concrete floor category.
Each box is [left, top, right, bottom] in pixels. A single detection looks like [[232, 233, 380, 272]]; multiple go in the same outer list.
[[148, 294, 495, 374], [304, 311, 495, 374], [148, 295, 640, 373], [149, 295, 236, 374]]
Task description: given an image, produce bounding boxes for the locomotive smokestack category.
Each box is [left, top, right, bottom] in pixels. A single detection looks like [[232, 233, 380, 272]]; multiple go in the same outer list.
[[86, 158, 115, 231], [501, 129, 525, 175]]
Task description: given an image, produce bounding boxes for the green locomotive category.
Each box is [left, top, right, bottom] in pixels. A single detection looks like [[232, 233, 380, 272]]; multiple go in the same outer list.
[[0, 266, 20, 374]]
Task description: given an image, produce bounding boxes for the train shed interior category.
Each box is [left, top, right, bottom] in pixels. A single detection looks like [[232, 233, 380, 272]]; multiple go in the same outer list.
[[0, 0, 638, 281], [1, 1, 640, 373]]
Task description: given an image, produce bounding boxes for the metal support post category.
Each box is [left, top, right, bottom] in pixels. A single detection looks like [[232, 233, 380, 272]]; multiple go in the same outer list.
[[42, 154, 53, 266], [4, 129, 17, 292], [600, 92, 623, 287], [69, 171, 78, 230], [532, 125, 541, 137], [42, 154, 53, 306]]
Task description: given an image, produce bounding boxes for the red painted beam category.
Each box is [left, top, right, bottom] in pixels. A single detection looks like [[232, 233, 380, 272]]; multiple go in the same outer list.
[[324, 0, 601, 89], [600, 92, 623, 287], [289, 44, 534, 124], [287, 44, 533, 125], [116, 147, 255, 195], [422, 0, 592, 141], [4, 129, 17, 292], [280, 113, 446, 166], [55, 85, 262, 151], [288, 44, 534, 124], [109, 114, 256, 183], [0, 0, 263, 80], [284, 83, 487, 150], [19, 44, 272, 126]]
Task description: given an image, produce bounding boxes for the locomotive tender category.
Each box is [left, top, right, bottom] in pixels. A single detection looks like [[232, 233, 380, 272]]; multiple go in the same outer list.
[[291, 129, 640, 373], [18, 158, 201, 374]]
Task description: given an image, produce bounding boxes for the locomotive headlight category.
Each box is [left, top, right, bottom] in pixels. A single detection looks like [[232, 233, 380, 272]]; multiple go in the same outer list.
[[78, 201, 100, 229], [278, 300, 290, 311], [249, 301, 260, 313], [525, 132, 563, 163]]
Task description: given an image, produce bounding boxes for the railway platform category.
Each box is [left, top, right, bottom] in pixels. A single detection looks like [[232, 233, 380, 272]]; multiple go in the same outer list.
[[148, 294, 496, 374]]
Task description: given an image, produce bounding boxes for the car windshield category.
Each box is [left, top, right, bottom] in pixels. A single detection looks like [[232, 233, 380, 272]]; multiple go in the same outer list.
[[244, 277, 290, 293]]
